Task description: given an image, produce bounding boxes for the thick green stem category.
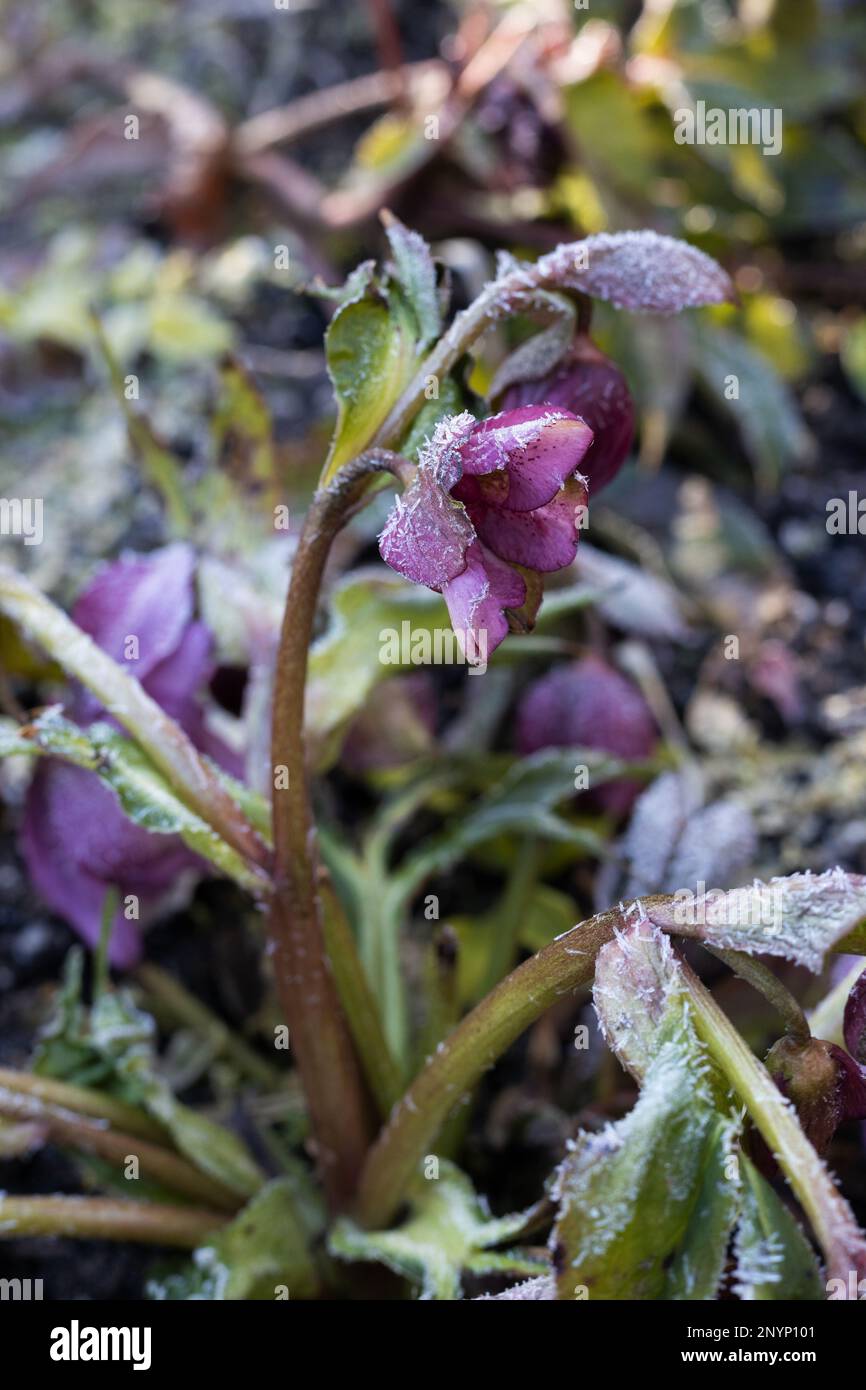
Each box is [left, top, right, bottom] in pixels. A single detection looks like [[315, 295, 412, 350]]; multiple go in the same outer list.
[[268, 450, 406, 1210], [679, 958, 866, 1285], [0, 566, 270, 878], [355, 902, 631, 1228], [0, 1194, 225, 1248]]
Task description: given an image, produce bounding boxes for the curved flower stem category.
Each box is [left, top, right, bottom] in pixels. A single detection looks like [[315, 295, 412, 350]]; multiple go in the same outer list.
[[679, 957, 866, 1286], [0, 1194, 226, 1248], [268, 448, 409, 1211], [374, 254, 583, 448], [355, 901, 635, 1229], [705, 945, 812, 1044]]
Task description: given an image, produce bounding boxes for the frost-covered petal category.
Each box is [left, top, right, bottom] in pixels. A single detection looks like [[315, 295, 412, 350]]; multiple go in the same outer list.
[[455, 406, 593, 511], [379, 469, 475, 590], [501, 340, 634, 494], [467, 475, 587, 573], [22, 761, 199, 967], [441, 541, 526, 662], [73, 542, 197, 681]]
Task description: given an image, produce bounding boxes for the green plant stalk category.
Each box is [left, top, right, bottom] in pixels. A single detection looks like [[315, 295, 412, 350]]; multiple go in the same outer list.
[[478, 837, 538, 999], [320, 881, 404, 1116], [135, 963, 283, 1090], [705, 946, 812, 1044], [356, 902, 630, 1228], [679, 957, 866, 1285], [0, 566, 270, 878], [0, 1088, 243, 1213], [0, 1194, 225, 1248], [0, 1067, 168, 1144], [269, 450, 408, 1210], [353, 769, 459, 1058], [373, 251, 596, 449]]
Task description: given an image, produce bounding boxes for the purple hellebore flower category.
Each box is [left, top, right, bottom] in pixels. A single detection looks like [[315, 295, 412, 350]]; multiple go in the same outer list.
[[516, 655, 656, 817], [379, 406, 594, 661], [499, 336, 634, 494], [22, 543, 227, 969]]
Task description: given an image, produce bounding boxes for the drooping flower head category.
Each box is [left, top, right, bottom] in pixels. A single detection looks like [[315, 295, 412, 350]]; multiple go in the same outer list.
[[379, 405, 594, 662], [22, 543, 229, 967]]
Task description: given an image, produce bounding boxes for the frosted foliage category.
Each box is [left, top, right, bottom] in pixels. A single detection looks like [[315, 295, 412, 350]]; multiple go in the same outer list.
[[537, 231, 734, 314]]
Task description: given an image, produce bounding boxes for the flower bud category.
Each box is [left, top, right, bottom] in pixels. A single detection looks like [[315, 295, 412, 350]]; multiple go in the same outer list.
[[499, 336, 634, 494]]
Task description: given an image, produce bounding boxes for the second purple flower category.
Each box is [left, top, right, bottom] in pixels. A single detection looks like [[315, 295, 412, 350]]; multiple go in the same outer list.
[[378, 405, 594, 662]]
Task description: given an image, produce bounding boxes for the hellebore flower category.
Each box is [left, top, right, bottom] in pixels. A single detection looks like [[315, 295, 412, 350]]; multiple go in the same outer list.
[[516, 655, 656, 816], [378, 407, 594, 661], [499, 336, 634, 494], [22, 543, 225, 968]]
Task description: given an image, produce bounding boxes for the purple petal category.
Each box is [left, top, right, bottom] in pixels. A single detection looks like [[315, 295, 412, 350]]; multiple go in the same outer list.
[[22, 760, 199, 968], [379, 469, 475, 590], [844, 969, 866, 1067], [516, 655, 656, 815], [72, 543, 200, 724], [467, 475, 587, 573], [441, 541, 526, 662], [455, 406, 593, 511], [828, 1044, 866, 1123], [145, 620, 214, 734], [73, 542, 197, 676], [500, 340, 634, 493]]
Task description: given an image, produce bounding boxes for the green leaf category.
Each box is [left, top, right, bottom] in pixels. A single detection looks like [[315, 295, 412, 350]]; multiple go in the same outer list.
[[320, 291, 416, 484], [144, 1090, 265, 1203], [330, 1162, 545, 1301], [0, 710, 262, 894], [34, 961, 265, 1203], [395, 748, 625, 895], [209, 357, 277, 508], [554, 920, 824, 1301], [841, 316, 866, 404], [148, 1179, 319, 1300], [733, 1156, 823, 1301], [306, 571, 447, 769], [91, 314, 190, 534], [383, 214, 441, 348], [693, 320, 812, 489], [665, 1116, 742, 1300], [555, 928, 731, 1299], [397, 375, 464, 462]]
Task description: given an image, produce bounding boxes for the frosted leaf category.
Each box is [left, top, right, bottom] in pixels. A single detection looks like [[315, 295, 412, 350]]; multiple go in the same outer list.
[[536, 230, 734, 314], [330, 1161, 545, 1301], [732, 1156, 822, 1301], [649, 866, 866, 972], [475, 1275, 555, 1300], [603, 769, 756, 906]]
